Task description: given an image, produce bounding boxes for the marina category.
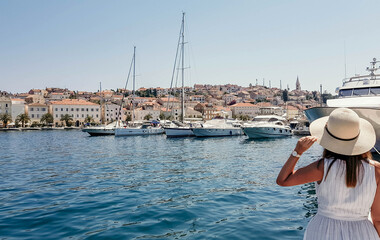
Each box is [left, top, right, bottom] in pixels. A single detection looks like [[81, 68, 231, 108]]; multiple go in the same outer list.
[[0, 130, 322, 239]]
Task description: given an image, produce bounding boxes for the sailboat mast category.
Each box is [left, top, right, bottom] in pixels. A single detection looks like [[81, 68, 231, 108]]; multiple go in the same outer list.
[[181, 12, 185, 123], [132, 46, 136, 122]]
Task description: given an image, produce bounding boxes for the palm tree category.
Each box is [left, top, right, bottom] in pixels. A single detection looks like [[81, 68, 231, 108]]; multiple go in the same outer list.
[[84, 115, 94, 125], [40, 113, 54, 126], [125, 114, 132, 122], [60, 114, 73, 127], [16, 113, 30, 127], [0, 113, 12, 128], [144, 114, 152, 120]]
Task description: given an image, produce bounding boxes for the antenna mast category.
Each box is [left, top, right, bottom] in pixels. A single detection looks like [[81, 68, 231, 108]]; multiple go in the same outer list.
[[180, 12, 185, 122]]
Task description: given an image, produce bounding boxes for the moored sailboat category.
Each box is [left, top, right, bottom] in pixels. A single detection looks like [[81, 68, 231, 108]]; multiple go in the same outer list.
[[115, 47, 164, 137], [163, 13, 195, 138]]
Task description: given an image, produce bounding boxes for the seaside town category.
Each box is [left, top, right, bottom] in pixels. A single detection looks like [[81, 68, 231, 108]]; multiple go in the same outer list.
[[0, 78, 333, 129]]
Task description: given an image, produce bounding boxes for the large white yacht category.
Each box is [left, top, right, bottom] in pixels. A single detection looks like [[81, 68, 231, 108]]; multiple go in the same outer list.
[[242, 115, 292, 138], [115, 121, 164, 136], [82, 121, 121, 136], [304, 58, 380, 150], [191, 119, 243, 137]]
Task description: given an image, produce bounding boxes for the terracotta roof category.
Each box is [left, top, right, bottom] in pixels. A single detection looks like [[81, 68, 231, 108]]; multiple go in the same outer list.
[[28, 103, 48, 106], [11, 98, 25, 102], [231, 103, 257, 107], [50, 99, 98, 106]]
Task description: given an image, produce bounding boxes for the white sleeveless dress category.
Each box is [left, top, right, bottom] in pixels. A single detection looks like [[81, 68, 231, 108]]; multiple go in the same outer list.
[[304, 158, 379, 240]]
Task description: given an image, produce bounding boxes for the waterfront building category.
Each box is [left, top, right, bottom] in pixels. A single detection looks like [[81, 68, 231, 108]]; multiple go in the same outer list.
[[11, 99, 26, 122], [26, 103, 50, 123], [104, 103, 124, 123], [230, 102, 260, 119], [50, 99, 100, 126], [0, 96, 12, 116], [259, 106, 284, 116]]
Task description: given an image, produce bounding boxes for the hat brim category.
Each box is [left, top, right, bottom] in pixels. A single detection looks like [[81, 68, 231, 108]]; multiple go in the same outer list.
[[310, 116, 376, 156]]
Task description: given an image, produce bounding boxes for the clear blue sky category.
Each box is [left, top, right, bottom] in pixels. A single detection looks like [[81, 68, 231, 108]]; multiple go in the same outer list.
[[1, 0, 380, 94]]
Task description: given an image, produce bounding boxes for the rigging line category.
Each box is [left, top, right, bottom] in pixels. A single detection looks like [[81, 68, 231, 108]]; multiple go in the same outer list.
[[117, 51, 135, 126], [166, 14, 184, 118]]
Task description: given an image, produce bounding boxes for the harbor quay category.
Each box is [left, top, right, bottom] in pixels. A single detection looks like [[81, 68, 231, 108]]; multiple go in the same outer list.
[[0, 80, 326, 129]]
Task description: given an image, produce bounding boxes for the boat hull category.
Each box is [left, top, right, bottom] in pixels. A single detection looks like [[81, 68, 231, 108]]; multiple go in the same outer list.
[[305, 107, 380, 150], [242, 127, 292, 139], [192, 128, 243, 137], [115, 127, 164, 136], [164, 127, 195, 137], [82, 128, 115, 136]]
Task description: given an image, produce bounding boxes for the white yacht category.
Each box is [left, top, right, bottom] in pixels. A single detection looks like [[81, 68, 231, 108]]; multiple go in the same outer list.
[[115, 122, 164, 136], [242, 115, 292, 138], [82, 121, 121, 136], [164, 121, 196, 137], [304, 58, 380, 150], [191, 119, 243, 137]]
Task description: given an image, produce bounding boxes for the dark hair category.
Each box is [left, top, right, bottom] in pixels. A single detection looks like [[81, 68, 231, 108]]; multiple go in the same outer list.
[[317, 149, 372, 188]]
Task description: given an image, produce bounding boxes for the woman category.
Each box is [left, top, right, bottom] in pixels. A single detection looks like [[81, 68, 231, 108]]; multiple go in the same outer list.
[[277, 108, 380, 239]]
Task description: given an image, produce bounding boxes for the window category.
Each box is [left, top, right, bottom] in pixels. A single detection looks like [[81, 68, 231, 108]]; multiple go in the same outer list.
[[96, 109, 99, 111], [66, 108, 68, 111], [31, 107, 34, 111], [61, 108, 63, 111], [77, 114, 79, 117], [81, 108, 84, 111], [32, 114, 34, 118], [37, 114, 39, 118], [370, 87, 380, 95], [91, 108, 94, 111], [86, 108, 88, 111], [339, 89, 353, 97], [96, 114, 98, 118], [353, 88, 369, 96], [82, 114, 84, 117], [76, 108, 79, 111], [5, 104, 8, 107], [37, 108, 39, 111], [55, 108, 58, 111], [42, 108, 46, 111], [56, 114, 58, 118], [71, 108, 74, 111]]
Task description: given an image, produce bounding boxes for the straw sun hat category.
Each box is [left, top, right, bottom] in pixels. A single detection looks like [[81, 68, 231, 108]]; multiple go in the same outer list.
[[310, 108, 376, 156]]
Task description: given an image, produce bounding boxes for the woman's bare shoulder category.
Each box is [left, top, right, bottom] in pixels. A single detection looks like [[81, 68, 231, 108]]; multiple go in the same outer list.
[[369, 160, 380, 183], [369, 159, 380, 169]]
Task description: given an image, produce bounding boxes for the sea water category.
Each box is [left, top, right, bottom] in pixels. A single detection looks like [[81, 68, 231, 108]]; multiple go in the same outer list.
[[0, 130, 323, 239]]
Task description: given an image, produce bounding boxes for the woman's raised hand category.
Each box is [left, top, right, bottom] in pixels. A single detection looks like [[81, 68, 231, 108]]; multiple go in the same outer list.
[[294, 136, 318, 155]]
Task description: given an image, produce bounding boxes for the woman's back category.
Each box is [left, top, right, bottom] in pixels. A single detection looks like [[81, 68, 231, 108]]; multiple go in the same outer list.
[[304, 158, 379, 240], [316, 158, 377, 220]]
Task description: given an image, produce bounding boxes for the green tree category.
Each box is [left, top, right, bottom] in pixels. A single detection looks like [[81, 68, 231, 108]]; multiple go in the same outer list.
[[125, 114, 132, 122], [282, 89, 289, 102], [40, 113, 54, 126], [16, 113, 30, 128], [159, 112, 166, 120], [144, 114, 153, 120], [60, 114, 73, 127], [84, 115, 94, 125], [0, 113, 12, 128], [238, 115, 249, 121]]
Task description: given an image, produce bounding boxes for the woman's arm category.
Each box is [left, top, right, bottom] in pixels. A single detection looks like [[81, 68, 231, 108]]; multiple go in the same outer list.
[[276, 136, 323, 186], [371, 163, 380, 236]]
